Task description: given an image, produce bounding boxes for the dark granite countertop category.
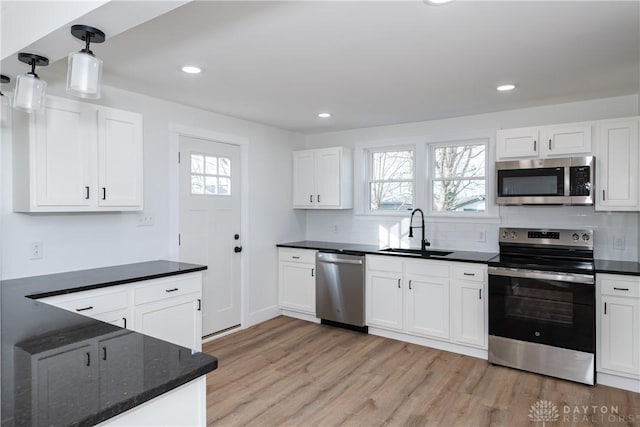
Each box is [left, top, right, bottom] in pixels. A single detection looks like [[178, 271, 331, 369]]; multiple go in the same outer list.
[[277, 241, 498, 264], [595, 259, 640, 276], [1, 260, 217, 427]]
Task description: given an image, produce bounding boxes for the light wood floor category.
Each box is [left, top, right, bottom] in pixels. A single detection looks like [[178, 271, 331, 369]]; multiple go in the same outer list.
[[203, 316, 640, 426]]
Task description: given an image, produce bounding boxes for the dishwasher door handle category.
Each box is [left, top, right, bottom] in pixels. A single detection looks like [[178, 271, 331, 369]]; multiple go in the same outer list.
[[317, 258, 363, 265]]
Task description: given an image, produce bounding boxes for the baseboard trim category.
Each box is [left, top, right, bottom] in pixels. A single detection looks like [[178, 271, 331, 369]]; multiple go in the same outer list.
[[597, 372, 640, 393], [281, 309, 321, 324], [245, 305, 281, 327]]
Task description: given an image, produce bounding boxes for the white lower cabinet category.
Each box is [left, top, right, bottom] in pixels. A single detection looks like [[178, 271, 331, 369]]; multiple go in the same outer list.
[[278, 248, 317, 315], [597, 274, 640, 381], [38, 272, 203, 350], [366, 255, 487, 351]]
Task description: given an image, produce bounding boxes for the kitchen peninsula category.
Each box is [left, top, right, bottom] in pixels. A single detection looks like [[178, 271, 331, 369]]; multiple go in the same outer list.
[[1, 260, 217, 426]]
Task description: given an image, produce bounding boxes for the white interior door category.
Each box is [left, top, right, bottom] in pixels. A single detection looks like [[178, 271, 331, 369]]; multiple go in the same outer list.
[[179, 135, 241, 337]]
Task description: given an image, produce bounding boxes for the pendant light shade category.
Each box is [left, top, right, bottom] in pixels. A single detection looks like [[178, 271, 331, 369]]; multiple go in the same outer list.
[[1, 75, 10, 126], [66, 25, 105, 99], [13, 53, 49, 113]]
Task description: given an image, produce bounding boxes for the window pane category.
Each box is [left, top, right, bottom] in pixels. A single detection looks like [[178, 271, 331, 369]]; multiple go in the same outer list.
[[372, 151, 413, 181], [205, 176, 217, 195], [432, 179, 485, 212], [370, 182, 413, 211], [205, 156, 217, 175], [218, 177, 231, 195], [191, 154, 204, 174], [219, 157, 231, 176], [434, 145, 485, 178], [191, 175, 204, 195]]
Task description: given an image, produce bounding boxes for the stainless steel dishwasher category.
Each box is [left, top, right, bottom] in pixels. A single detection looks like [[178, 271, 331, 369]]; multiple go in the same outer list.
[[315, 252, 367, 332]]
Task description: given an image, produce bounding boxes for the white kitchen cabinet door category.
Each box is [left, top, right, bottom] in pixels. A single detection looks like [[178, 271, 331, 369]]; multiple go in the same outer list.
[[98, 331, 144, 404], [366, 271, 403, 331], [134, 293, 202, 351], [97, 108, 143, 208], [599, 295, 640, 378], [496, 127, 539, 159], [279, 262, 316, 314], [315, 147, 341, 207], [404, 275, 449, 339], [452, 280, 485, 348], [595, 117, 639, 211], [292, 150, 315, 208], [540, 124, 592, 157]]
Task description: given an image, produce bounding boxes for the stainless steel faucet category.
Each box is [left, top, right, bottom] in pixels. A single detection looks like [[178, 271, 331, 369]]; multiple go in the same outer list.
[[408, 208, 431, 251]]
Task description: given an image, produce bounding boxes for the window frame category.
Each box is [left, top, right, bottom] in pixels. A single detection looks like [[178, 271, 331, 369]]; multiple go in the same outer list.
[[365, 145, 417, 215]]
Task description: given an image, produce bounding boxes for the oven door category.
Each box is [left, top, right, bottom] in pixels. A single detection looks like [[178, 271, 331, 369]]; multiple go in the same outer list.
[[488, 267, 595, 353]]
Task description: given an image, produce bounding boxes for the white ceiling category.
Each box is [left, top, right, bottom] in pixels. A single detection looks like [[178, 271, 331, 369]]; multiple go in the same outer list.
[[6, 1, 640, 134]]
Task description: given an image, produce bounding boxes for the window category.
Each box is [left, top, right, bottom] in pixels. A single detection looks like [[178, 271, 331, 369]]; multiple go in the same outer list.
[[368, 149, 414, 211], [190, 153, 231, 195], [431, 143, 486, 212]]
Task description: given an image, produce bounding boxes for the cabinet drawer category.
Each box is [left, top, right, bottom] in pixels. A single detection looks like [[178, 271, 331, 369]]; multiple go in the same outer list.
[[405, 259, 449, 278], [134, 275, 201, 305], [453, 265, 486, 282], [600, 275, 640, 298], [279, 249, 316, 264], [366, 255, 403, 273], [48, 289, 128, 316]]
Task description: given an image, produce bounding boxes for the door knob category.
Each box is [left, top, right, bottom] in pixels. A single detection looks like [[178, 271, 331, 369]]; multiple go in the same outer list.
[[234, 246, 243, 253]]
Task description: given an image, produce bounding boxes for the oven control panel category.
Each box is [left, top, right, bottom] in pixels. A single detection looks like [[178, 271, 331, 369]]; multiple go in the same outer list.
[[499, 227, 593, 249]]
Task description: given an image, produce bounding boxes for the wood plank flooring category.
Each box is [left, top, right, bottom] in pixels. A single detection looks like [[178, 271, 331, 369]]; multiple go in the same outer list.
[[203, 316, 640, 426]]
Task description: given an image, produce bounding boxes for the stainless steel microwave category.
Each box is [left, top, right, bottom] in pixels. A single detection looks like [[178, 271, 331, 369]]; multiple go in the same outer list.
[[496, 156, 594, 205]]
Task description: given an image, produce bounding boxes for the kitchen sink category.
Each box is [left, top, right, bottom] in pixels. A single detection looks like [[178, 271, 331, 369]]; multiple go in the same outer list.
[[380, 248, 453, 257]]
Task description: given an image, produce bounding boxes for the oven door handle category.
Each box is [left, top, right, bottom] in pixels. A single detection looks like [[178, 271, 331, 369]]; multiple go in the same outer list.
[[488, 266, 594, 284]]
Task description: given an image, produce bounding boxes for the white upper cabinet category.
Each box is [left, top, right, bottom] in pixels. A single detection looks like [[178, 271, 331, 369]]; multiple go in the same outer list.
[[595, 117, 639, 211], [496, 122, 592, 160], [292, 146, 352, 209], [12, 95, 143, 212]]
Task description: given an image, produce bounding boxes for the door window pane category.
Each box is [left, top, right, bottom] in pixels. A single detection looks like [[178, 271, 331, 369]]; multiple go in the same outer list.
[[190, 153, 232, 196]]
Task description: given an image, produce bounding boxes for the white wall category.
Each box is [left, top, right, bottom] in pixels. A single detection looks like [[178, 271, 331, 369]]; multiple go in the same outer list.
[[304, 95, 640, 261], [0, 83, 306, 323]]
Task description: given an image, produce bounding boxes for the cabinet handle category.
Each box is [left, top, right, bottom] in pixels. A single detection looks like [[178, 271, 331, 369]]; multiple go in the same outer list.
[[603, 189, 606, 201], [197, 299, 202, 311], [409, 280, 413, 290], [548, 139, 552, 150], [165, 288, 179, 293], [463, 272, 475, 277], [85, 186, 90, 200], [613, 287, 630, 291], [604, 302, 607, 315], [479, 289, 482, 300], [75, 306, 93, 312], [123, 317, 127, 329], [102, 187, 106, 200], [317, 195, 321, 203], [86, 352, 91, 367], [311, 268, 315, 277], [309, 195, 313, 203], [102, 346, 107, 361], [533, 140, 537, 151], [397, 278, 401, 289]]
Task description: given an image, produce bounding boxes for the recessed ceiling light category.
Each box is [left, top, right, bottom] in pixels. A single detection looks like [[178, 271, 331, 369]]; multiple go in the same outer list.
[[318, 113, 332, 118], [181, 66, 202, 74], [497, 84, 517, 92], [424, 0, 454, 5]]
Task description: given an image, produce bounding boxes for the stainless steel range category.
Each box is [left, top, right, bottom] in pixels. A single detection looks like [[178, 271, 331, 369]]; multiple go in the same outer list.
[[488, 227, 595, 385]]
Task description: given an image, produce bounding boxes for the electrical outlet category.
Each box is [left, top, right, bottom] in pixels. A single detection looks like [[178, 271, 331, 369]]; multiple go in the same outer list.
[[477, 231, 486, 242], [137, 214, 155, 227], [30, 242, 43, 260], [613, 235, 625, 250]]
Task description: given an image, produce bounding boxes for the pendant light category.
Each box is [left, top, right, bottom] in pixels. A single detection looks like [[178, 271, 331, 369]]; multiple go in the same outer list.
[[66, 25, 105, 99], [1, 75, 10, 125], [13, 53, 49, 113]]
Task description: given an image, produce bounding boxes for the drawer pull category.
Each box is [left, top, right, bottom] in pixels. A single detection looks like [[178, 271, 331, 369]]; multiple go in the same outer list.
[[76, 306, 94, 312], [613, 287, 630, 291], [123, 317, 127, 329], [165, 288, 179, 293], [463, 273, 476, 277], [292, 256, 300, 259]]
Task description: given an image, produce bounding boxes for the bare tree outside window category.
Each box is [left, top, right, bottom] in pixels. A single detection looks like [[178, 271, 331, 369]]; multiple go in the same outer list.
[[369, 149, 414, 211], [432, 144, 486, 212]]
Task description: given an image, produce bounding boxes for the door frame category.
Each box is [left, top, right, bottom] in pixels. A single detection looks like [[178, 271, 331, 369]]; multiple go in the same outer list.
[[168, 123, 249, 333]]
